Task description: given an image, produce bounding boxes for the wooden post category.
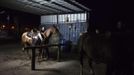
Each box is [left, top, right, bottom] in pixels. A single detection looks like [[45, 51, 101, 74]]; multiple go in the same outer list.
[[24, 44, 63, 70], [31, 48, 36, 70]]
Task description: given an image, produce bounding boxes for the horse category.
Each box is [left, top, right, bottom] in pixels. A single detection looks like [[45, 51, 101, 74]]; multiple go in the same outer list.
[[42, 25, 61, 60], [21, 28, 45, 61], [78, 30, 134, 75]]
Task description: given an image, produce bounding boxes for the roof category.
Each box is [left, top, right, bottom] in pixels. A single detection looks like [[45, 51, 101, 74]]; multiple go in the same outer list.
[[0, 0, 90, 15]]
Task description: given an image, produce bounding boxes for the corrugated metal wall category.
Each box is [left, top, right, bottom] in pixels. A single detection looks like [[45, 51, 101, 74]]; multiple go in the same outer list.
[[58, 22, 87, 44], [41, 13, 88, 44]]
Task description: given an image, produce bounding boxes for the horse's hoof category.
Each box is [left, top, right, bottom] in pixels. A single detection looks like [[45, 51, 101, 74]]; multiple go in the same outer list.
[[57, 59, 60, 62], [37, 58, 42, 62], [25, 57, 30, 60], [42, 57, 48, 61], [89, 70, 95, 75], [29, 56, 31, 59], [22, 48, 25, 52]]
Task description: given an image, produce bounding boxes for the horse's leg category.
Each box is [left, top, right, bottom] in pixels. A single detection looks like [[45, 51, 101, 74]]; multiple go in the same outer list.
[[26, 49, 32, 59], [40, 48, 43, 59], [37, 48, 42, 62], [22, 47, 25, 52], [88, 59, 95, 75], [22, 43, 26, 52], [41, 48, 45, 60], [40, 48, 47, 60], [43, 47, 49, 60], [23, 44, 31, 59], [80, 50, 84, 75], [106, 62, 114, 75], [41, 48, 47, 60]]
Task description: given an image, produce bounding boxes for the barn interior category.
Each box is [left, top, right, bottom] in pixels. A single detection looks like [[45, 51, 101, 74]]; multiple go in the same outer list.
[[0, 0, 134, 75], [0, 0, 90, 44]]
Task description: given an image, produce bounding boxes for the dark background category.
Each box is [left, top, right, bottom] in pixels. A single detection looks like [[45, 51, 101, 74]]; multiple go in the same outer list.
[[76, 0, 134, 31], [0, 0, 134, 41], [1, 0, 134, 31]]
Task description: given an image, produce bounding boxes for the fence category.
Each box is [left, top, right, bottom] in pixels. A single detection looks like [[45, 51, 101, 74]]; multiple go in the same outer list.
[[24, 44, 64, 70]]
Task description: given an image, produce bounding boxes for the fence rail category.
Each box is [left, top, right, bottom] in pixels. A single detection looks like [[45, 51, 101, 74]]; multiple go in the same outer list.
[[23, 44, 64, 70]]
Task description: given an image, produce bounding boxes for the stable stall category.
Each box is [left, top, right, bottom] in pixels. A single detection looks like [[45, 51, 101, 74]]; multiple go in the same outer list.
[[0, 0, 90, 70], [0, 0, 90, 44]]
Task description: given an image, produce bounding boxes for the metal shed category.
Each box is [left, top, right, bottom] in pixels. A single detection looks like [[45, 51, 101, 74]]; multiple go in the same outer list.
[[0, 0, 90, 44]]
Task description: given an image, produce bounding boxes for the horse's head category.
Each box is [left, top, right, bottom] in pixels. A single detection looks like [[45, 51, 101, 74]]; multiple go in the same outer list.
[[41, 25, 61, 44], [42, 25, 57, 38]]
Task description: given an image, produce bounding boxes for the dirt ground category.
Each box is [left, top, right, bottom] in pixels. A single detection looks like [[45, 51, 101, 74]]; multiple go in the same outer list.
[[1, 43, 133, 75], [0, 43, 82, 75]]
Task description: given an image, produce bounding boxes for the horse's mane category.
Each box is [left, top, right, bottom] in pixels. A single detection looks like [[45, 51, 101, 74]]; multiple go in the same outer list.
[[52, 25, 59, 32]]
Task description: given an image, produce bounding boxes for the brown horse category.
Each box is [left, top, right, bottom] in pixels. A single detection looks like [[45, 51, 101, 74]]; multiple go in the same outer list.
[[42, 25, 61, 60], [78, 30, 113, 75], [22, 25, 61, 61], [78, 30, 134, 75]]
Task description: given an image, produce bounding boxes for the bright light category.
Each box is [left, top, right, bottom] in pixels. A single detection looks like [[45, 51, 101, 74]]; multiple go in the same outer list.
[[11, 26, 15, 29], [2, 25, 6, 28], [96, 29, 99, 34]]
